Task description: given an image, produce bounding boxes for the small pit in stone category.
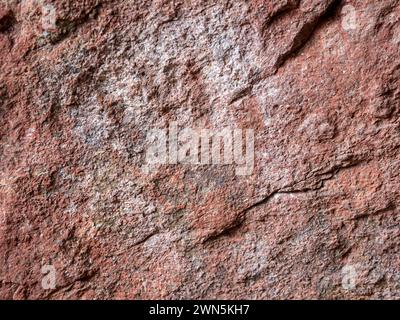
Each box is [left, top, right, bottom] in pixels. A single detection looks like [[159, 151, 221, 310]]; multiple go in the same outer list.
[[0, 10, 15, 33]]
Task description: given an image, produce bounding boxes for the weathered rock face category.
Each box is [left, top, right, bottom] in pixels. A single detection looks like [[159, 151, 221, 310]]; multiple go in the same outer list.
[[0, 0, 399, 299]]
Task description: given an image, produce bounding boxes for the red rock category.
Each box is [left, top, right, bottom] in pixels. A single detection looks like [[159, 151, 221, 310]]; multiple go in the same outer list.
[[0, 0, 399, 299]]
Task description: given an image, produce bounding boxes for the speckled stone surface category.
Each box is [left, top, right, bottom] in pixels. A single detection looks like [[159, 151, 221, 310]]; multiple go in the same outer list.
[[0, 0, 399, 299]]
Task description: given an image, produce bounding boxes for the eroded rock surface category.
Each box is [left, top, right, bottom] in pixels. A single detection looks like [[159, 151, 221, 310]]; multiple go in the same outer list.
[[0, 0, 399, 299]]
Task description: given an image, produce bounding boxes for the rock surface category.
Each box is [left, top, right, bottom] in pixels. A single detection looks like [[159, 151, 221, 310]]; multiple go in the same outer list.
[[0, 0, 399, 299]]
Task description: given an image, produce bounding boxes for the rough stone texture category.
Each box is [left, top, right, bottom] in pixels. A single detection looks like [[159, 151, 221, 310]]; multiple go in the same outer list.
[[0, 0, 399, 299]]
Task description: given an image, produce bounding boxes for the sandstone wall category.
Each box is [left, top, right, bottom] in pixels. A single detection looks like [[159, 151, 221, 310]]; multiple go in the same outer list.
[[0, 0, 399, 299]]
